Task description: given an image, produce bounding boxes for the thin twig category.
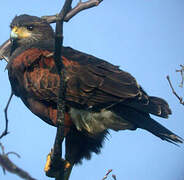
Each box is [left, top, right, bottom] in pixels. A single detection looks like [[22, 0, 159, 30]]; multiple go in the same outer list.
[[6, 152, 21, 158], [0, 40, 12, 139], [0, 39, 11, 61], [176, 64, 184, 88], [1, 55, 9, 63], [102, 169, 113, 180], [166, 75, 184, 105], [112, 174, 117, 180], [0, 92, 13, 139], [0, 143, 5, 154], [42, 0, 103, 23], [0, 143, 37, 180]]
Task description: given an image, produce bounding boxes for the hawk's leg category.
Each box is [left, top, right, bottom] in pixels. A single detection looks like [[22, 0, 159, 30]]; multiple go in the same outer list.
[[44, 150, 65, 178], [44, 112, 74, 179], [22, 98, 72, 178], [44, 152, 71, 179]]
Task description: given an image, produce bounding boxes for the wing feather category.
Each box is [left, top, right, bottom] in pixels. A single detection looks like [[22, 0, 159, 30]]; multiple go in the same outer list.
[[62, 47, 141, 104], [8, 44, 170, 118], [8, 46, 141, 105]]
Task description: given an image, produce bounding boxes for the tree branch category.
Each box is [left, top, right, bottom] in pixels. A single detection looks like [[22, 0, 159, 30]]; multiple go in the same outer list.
[[112, 174, 117, 180], [176, 64, 184, 88], [42, 0, 103, 23], [0, 40, 14, 140], [102, 169, 113, 180], [0, 92, 13, 139], [166, 75, 184, 105], [0, 143, 37, 180], [0, 39, 11, 62], [46, 1, 104, 180], [46, 0, 73, 180]]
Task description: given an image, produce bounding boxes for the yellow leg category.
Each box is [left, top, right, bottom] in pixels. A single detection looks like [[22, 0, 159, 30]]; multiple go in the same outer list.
[[44, 152, 52, 172], [44, 150, 72, 178], [64, 161, 71, 170]]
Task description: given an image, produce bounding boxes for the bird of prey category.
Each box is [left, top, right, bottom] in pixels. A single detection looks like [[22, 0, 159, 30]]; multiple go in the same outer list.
[[1, 14, 182, 173]]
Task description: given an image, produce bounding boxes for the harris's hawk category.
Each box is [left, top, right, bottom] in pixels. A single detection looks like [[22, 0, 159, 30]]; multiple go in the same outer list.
[[0, 14, 183, 171]]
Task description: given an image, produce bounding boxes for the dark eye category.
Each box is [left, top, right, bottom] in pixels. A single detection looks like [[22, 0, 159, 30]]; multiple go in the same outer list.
[[26, 25, 34, 31]]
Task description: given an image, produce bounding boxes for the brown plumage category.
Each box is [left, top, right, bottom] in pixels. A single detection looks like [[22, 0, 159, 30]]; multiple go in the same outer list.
[[1, 14, 182, 165]]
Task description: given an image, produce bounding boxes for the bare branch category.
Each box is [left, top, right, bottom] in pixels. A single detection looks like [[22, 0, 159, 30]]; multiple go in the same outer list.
[[0, 143, 5, 154], [176, 64, 184, 88], [42, 0, 103, 23], [0, 40, 13, 139], [1, 55, 9, 63], [112, 174, 117, 180], [102, 169, 113, 180], [0, 39, 11, 61], [0, 143, 37, 180], [166, 75, 184, 105], [0, 92, 13, 139], [45, 1, 73, 180], [6, 152, 21, 158]]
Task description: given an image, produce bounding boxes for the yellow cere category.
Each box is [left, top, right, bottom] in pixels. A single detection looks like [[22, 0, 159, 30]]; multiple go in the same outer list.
[[11, 26, 31, 39]]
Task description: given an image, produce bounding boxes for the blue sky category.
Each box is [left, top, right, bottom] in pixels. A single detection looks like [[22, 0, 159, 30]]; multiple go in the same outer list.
[[0, 1, 184, 180]]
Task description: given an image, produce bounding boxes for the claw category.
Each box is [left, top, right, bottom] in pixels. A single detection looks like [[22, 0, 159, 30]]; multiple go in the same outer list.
[[44, 152, 52, 172], [64, 161, 71, 170], [44, 151, 71, 178]]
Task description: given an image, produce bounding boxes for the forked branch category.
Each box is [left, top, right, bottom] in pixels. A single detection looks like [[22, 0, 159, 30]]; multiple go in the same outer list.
[[102, 169, 117, 180], [176, 64, 184, 88], [46, 1, 104, 180], [42, 0, 103, 23], [0, 143, 36, 180], [166, 75, 184, 105], [102, 169, 113, 180]]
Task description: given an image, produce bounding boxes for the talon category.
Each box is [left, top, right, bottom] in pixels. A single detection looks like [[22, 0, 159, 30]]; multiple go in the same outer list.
[[64, 161, 71, 170], [44, 151, 71, 178], [44, 152, 52, 172]]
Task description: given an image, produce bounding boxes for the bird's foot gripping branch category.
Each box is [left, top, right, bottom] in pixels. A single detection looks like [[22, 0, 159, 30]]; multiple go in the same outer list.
[[43, 1, 104, 179], [44, 150, 70, 178]]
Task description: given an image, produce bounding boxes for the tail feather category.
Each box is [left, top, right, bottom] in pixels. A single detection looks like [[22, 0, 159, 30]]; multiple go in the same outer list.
[[141, 116, 183, 144], [149, 96, 172, 118], [113, 105, 183, 145], [122, 96, 172, 119]]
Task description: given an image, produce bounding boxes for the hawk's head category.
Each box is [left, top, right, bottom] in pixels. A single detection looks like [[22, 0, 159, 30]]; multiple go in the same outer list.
[[10, 14, 54, 46]]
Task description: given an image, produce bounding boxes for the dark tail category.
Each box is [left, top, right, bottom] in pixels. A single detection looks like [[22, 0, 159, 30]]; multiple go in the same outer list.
[[113, 105, 183, 145], [139, 115, 183, 144], [149, 96, 172, 118], [122, 96, 172, 118]]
